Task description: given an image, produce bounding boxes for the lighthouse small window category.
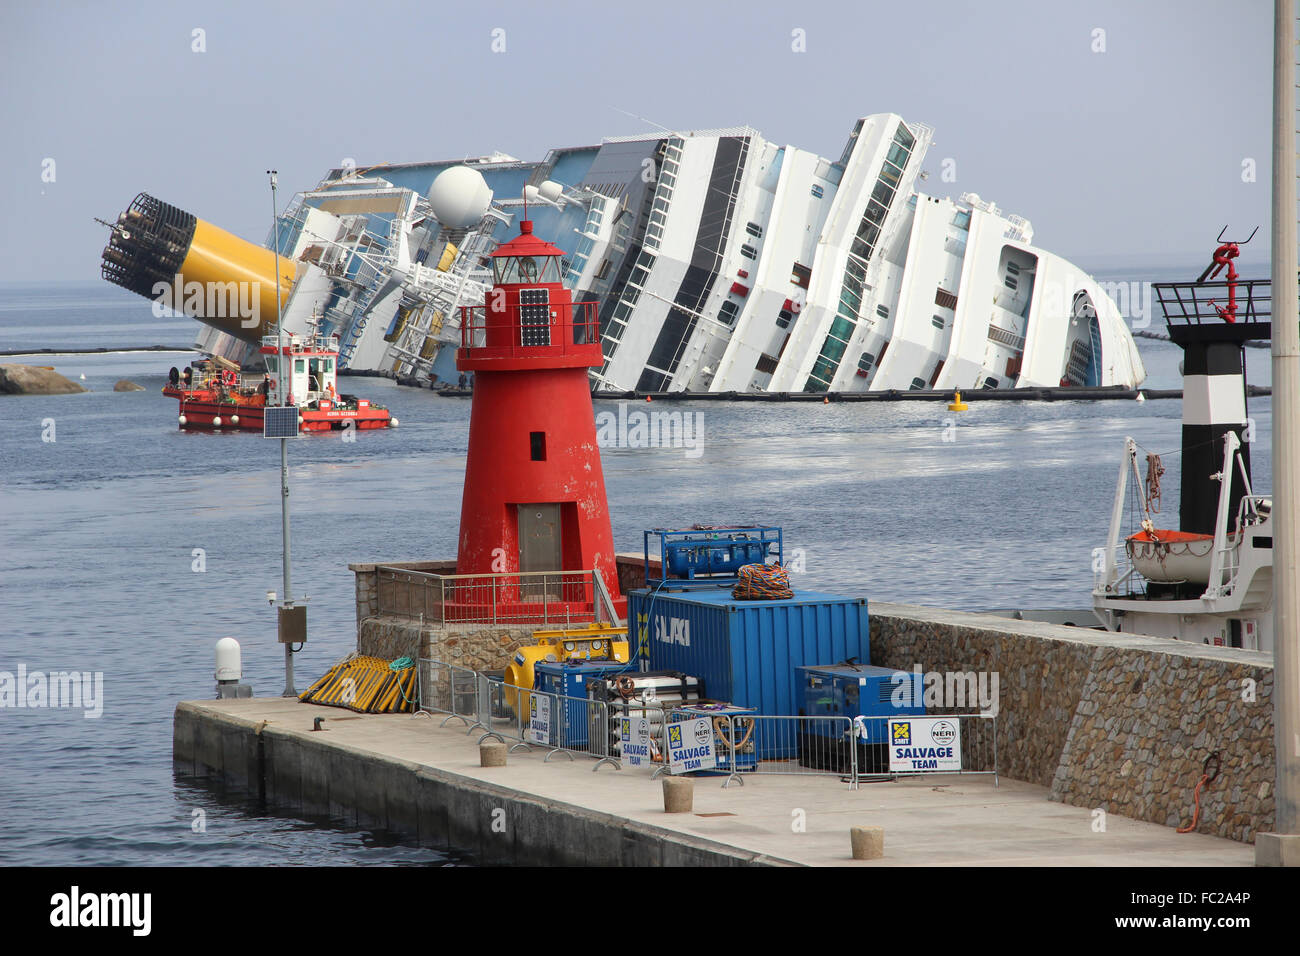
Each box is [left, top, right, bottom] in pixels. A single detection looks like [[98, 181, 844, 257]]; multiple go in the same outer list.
[[529, 431, 546, 461]]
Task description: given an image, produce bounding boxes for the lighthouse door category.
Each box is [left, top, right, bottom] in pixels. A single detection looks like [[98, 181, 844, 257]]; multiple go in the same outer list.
[[518, 504, 563, 600]]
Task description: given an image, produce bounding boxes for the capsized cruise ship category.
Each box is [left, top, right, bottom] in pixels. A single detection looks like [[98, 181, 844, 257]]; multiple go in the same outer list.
[[101, 114, 1146, 393]]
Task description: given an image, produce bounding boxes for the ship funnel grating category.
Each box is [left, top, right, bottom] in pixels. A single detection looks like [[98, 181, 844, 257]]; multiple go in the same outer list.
[[100, 192, 197, 299]]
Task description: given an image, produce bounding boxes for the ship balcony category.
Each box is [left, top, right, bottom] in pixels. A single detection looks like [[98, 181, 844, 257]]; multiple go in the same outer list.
[[457, 300, 603, 370]]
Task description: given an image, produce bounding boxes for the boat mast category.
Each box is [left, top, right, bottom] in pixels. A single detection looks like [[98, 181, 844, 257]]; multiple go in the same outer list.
[[1259, 0, 1300, 865]]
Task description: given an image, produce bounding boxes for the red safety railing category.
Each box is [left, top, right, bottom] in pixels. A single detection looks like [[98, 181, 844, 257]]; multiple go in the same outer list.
[[459, 300, 600, 358]]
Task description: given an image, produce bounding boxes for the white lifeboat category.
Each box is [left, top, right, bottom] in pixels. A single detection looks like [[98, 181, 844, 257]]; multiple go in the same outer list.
[[1125, 529, 1223, 584]]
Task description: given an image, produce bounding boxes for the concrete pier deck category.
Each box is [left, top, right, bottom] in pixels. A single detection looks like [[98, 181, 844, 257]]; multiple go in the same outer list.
[[175, 697, 1253, 866]]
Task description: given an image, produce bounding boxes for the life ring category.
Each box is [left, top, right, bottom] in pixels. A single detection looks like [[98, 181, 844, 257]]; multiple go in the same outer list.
[[220, 369, 237, 387]]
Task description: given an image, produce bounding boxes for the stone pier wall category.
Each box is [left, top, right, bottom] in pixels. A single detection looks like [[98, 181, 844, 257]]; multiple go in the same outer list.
[[869, 603, 1274, 843]]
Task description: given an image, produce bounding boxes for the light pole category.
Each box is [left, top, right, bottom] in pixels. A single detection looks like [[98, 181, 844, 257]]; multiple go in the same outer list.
[[269, 168, 298, 698], [1257, 0, 1300, 866]]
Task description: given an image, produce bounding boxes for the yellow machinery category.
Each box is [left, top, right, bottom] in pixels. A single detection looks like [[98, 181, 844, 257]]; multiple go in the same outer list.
[[503, 622, 629, 713], [100, 192, 298, 343]]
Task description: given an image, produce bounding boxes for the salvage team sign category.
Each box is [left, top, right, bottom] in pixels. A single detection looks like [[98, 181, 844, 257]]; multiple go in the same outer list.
[[666, 717, 716, 774], [619, 716, 651, 767], [527, 694, 551, 745], [888, 718, 961, 772]]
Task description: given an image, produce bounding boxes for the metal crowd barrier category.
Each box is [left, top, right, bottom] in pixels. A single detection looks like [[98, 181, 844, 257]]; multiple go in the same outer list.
[[415, 658, 998, 788], [852, 713, 999, 786], [672, 713, 861, 789]]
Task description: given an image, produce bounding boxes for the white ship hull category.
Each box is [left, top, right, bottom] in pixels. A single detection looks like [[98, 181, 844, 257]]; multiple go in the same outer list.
[[190, 115, 1146, 394]]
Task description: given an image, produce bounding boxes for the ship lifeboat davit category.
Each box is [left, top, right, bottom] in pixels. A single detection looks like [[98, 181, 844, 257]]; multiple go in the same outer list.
[[1125, 529, 1222, 584]]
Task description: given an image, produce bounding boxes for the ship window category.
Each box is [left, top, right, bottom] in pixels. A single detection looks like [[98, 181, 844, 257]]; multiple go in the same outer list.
[[1007, 261, 1021, 275], [982, 377, 1000, 389], [740, 244, 757, 260], [811, 184, 824, 198], [909, 377, 927, 390], [746, 222, 763, 238], [595, 259, 611, 280], [719, 300, 740, 325], [878, 161, 903, 190], [1004, 275, 1018, 291], [886, 142, 910, 169], [529, 431, 546, 461], [776, 308, 794, 328], [264, 357, 278, 373], [791, 263, 812, 288], [893, 123, 916, 151], [858, 352, 875, 371], [953, 210, 972, 231], [295, 359, 305, 373], [931, 314, 945, 329], [876, 305, 890, 320]]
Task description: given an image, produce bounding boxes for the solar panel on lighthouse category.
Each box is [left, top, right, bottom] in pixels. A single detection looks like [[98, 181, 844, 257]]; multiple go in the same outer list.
[[263, 406, 299, 438]]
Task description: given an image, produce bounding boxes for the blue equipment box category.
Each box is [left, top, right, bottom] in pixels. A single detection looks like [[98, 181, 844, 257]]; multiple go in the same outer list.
[[533, 660, 633, 750], [671, 702, 759, 773], [644, 527, 782, 585], [629, 587, 869, 758], [795, 663, 926, 775]]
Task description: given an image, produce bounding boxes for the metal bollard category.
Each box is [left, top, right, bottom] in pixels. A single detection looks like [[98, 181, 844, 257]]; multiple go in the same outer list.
[[662, 776, 693, 813], [850, 825, 884, 860], [480, 740, 507, 767]]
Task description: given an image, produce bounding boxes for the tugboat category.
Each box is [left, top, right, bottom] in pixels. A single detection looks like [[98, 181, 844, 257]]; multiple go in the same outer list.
[[165, 331, 396, 432], [1092, 231, 1273, 651]]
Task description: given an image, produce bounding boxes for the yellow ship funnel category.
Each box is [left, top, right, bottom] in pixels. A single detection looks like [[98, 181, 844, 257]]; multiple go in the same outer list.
[[100, 192, 298, 343]]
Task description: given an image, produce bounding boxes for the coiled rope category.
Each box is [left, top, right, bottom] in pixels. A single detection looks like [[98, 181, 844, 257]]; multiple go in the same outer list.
[[731, 563, 793, 600]]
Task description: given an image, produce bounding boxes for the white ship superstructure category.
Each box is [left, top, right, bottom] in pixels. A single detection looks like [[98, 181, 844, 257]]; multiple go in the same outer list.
[[105, 113, 1146, 393]]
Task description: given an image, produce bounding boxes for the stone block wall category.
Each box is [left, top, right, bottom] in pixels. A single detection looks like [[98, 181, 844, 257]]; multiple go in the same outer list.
[[358, 616, 538, 672], [869, 603, 1274, 843]]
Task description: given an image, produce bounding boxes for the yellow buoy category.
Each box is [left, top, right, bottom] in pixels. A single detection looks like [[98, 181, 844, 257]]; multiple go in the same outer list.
[[947, 390, 968, 412]]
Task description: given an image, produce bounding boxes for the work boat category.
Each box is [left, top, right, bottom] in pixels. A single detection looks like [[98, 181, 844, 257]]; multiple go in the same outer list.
[[1092, 235, 1273, 651], [165, 331, 395, 432]]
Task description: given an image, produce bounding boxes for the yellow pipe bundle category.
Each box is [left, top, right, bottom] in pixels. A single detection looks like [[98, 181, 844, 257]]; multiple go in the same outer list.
[[299, 654, 416, 714]]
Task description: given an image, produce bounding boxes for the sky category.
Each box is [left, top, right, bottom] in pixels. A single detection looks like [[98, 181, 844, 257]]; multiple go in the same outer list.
[[0, 0, 1279, 284]]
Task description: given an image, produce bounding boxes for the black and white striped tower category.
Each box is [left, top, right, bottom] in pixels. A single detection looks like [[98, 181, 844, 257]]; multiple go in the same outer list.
[[1171, 336, 1253, 534]]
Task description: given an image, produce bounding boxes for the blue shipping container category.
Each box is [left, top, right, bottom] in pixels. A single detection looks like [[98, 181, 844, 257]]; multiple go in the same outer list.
[[629, 587, 870, 757]]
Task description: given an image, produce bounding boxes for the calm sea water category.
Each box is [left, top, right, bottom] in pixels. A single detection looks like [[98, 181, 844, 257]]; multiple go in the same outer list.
[[0, 276, 1274, 866]]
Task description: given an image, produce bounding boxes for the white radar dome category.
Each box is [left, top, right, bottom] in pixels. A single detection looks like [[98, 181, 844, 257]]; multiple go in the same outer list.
[[215, 637, 242, 682], [429, 166, 493, 229]]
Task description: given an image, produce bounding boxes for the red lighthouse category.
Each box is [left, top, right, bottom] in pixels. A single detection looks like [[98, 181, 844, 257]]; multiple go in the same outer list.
[[455, 219, 624, 619]]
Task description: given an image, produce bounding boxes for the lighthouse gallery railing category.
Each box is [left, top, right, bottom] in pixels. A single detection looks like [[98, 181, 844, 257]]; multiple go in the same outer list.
[[374, 566, 615, 626]]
